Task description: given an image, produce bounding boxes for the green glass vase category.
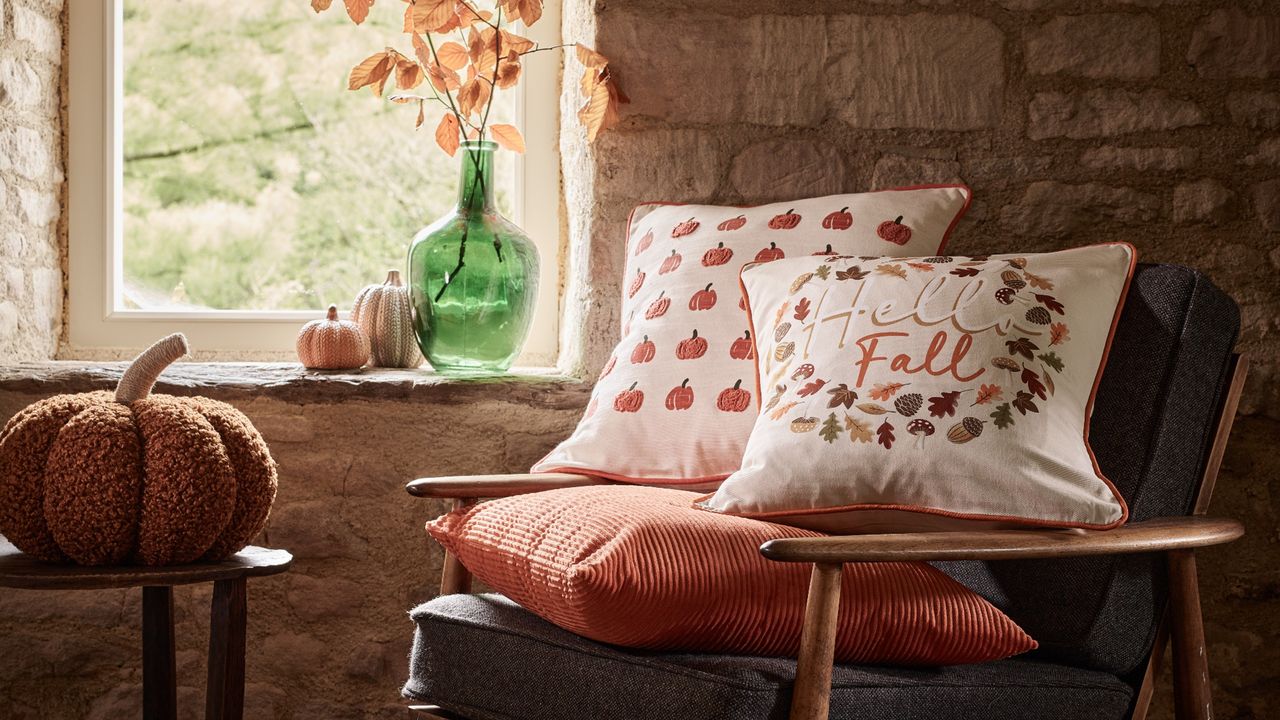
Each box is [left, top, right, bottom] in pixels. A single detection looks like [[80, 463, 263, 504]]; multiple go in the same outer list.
[[408, 140, 539, 374]]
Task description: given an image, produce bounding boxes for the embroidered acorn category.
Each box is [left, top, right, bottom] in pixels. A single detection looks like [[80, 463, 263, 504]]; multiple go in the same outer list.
[[774, 322, 792, 342], [894, 393, 923, 417], [947, 417, 986, 444], [1025, 307, 1052, 325], [923, 256, 953, 264], [774, 341, 795, 362], [791, 363, 815, 381], [791, 417, 819, 433], [1001, 270, 1026, 290], [907, 419, 935, 448], [995, 287, 1018, 305], [1006, 257, 1028, 269]]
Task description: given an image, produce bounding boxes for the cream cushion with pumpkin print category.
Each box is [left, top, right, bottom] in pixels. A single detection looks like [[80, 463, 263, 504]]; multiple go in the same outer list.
[[532, 186, 972, 485], [697, 243, 1136, 531]]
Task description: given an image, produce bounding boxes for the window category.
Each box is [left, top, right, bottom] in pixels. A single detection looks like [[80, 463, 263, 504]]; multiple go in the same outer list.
[[67, 0, 561, 365]]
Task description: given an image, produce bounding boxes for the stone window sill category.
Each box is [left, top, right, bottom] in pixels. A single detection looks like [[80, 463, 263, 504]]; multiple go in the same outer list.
[[0, 361, 591, 409]]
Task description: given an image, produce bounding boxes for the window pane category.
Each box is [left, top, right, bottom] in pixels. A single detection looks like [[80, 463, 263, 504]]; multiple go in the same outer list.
[[121, 0, 517, 311]]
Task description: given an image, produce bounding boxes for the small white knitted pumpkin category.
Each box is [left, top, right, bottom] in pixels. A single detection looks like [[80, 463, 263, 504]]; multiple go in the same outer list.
[[296, 305, 370, 370], [351, 269, 423, 368]]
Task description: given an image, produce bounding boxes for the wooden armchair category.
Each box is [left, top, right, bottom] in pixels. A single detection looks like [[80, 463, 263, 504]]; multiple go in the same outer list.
[[402, 265, 1248, 720]]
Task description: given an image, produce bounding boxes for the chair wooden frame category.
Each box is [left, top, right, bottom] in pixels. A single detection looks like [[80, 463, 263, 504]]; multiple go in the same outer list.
[[405, 354, 1248, 720]]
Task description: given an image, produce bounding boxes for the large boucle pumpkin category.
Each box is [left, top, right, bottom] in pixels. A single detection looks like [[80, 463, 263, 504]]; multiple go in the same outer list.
[[0, 334, 278, 566]]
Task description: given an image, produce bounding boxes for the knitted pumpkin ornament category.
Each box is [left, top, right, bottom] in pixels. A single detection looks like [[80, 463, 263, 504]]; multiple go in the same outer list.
[[0, 334, 278, 566]]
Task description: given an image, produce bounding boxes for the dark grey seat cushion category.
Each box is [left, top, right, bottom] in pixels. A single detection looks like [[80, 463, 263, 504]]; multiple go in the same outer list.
[[935, 264, 1240, 679], [405, 594, 1134, 720]]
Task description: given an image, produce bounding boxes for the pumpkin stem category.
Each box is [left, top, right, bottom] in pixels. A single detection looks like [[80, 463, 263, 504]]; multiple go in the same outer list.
[[326, 305, 339, 321], [732, 379, 743, 389], [894, 215, 903, 224], [115, 333, 189, 404], [385, 269, 403, 286]]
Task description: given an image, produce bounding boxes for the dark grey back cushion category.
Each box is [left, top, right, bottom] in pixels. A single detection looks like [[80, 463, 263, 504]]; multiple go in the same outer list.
[[936, 263, 1240, 679]]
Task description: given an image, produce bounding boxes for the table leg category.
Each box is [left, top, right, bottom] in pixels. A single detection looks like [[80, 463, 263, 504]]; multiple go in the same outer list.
[[206, 577, 247, 720], [142, 586, 177, 720]]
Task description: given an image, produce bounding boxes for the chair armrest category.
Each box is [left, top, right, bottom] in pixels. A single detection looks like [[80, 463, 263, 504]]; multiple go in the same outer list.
[[758, 516, 1243, 564], [405, 472, 609, 499]]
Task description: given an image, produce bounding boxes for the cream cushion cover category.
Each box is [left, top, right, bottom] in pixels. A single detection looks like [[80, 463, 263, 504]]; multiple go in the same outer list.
[[533, 187, 972, 485], [699, 243, 1135, 531]]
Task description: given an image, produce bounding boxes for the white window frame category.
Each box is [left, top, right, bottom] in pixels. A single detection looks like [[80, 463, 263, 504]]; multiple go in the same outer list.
[[66, 0, 562, 366]]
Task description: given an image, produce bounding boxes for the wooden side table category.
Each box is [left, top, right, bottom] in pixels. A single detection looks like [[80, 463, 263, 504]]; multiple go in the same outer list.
[[0, 539, 292, 720]]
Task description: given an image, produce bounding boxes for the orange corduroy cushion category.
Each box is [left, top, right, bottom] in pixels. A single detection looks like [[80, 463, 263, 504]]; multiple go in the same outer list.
[[426, 486, 1036, 666]]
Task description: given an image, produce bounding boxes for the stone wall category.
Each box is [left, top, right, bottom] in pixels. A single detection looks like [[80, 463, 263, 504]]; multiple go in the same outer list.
[[561, 1, 1280, 718], [0, 0, 64, 363]]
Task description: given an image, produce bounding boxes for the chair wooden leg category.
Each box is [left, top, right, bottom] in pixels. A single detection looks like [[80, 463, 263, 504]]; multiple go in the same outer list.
[[439, 499, 475, 595], [206, 577, 248, 720], [1168, 550, 1212, 720], [142, 586, 178, 720], [789, 563, 843, 720]]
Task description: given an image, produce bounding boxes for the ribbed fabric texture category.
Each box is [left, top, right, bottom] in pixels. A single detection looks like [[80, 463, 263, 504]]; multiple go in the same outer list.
[[427, 486, 1036, 666]]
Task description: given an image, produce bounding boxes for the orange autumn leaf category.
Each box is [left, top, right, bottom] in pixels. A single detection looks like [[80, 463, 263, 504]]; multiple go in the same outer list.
[[578, 74, 620, 142], [1049, 322, 1070, 346], [868, 382, 906, 402], [311, 0, 334, 11], [455, 4, 493, 28], [490, 123, 525, 153], [408, 0, 455, 32], [495, 50, 521, 88], [973, 383, 1003, 405], [498, 0, 543, 26], [348, 50, 395, 93], [576, 43, 609, 69], [395, 58, 424, 90], [769, 401, 800, 421], [435, 112, 460, 156], [436, 41, 470, 70], [415, 99, 426, 128], [501, 30, 536, 54], [343, 0, 374, 24], [875, 263, 908, 279]]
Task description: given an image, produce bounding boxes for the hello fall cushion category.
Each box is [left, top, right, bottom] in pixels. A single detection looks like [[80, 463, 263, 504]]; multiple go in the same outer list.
[[532, 186, 972, 485], [698, 243, 1136, 532]]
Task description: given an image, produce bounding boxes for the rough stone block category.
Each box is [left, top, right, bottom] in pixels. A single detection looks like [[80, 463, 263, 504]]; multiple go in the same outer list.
[[826, 14, 1004, 130], [1244, 138, 1280, 166], [12, 3, 60, 56], [287, 574, 364, 623], [261, 632, 328, 678], [1025, 14, 1160, 78], [1173, 179, 1237, 225], [1229, 92, 1280, 129], [1187, 8, 1280, 78], [1253, 180, 1280, 231], [999, 181, 1161, 236], [1079, 145, 1198, 172], [18, 187, 57, 226], [869, 152, 962, 190], [1028, 90, 1205, 139], [30, 265, 58, 334], [0, 126, 53, 181], [595, 128, 727, 204], [601, 11, 825, 126], [729, 138, 846, 203], [0, 58, 42, 108]]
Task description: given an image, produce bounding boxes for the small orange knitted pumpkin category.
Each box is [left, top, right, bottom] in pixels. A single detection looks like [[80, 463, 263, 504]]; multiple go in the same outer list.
[[0, 334, 278, 566], [296, 305, 370, 369]]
